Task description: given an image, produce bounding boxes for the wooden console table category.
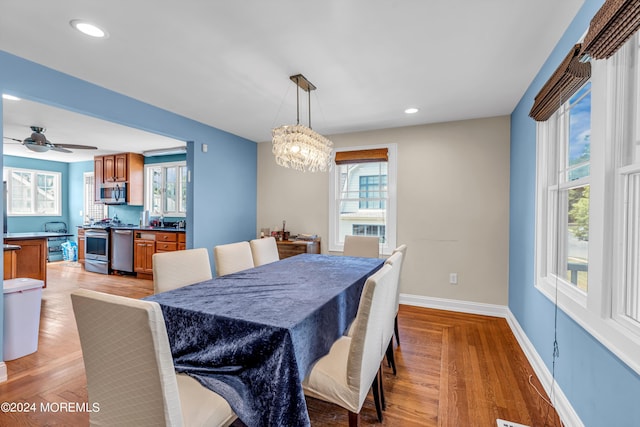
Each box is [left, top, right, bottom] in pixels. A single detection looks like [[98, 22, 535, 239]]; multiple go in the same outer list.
[[276, 239, 320, 259]]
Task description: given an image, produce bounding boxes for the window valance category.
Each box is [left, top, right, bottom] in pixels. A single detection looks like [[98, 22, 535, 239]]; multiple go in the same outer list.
[[581, 0, 640, 60], [529, 44, 591, 122], [334, 148, 389, 165]]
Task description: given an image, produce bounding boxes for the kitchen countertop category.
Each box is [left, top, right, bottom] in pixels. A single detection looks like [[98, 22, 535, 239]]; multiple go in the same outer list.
[[4, 232, 74, 240], [78, 225, 186, 232]]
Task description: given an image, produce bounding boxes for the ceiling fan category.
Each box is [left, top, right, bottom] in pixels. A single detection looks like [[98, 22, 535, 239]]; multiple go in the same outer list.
[[3, 126, 98, 153]]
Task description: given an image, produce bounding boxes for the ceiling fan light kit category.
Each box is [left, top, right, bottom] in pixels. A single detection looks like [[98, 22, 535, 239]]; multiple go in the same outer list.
[[272, 74, 333, 173]]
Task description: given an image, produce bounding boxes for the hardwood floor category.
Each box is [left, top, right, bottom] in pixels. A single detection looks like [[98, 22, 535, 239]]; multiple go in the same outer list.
[[0, 262, 561, 426]]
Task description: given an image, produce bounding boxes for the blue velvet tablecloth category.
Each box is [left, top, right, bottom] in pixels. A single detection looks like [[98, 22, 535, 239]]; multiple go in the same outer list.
[[145, 253, 384, 427]]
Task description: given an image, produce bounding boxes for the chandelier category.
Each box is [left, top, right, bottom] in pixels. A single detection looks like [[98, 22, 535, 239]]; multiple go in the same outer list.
[[272, 74, 333, 172]]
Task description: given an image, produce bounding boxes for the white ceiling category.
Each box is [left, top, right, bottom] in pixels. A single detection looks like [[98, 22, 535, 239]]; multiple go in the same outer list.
[[0, 1, 584, 163]]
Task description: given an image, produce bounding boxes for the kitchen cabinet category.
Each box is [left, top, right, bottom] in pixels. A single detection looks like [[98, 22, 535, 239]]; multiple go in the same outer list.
[[134, 234, 155, 279], [178, 233, 186, 250], [94, 152, 144, 205], [3, 238, 47, 285], [103, 153, 128, 182], [134, 230, 185, 279], [276, 239, 321, 259], [77, 228, 85, 264], [155, 232, 177, 252], [94, 157, 103, 202], [3, 246, 19, 280]]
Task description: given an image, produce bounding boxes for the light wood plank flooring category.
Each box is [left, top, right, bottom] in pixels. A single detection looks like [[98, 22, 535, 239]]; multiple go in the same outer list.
[[0, 261, 561, 426]]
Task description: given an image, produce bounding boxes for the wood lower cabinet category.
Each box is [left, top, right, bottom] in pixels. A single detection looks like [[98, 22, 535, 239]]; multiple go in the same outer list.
[[276, 239, 321, 259], [155, 232, 177, 252], [77, 228, 85, 264], [134, 231, 185, 279], [134, 238, 155, 278], [3, 238, 48, 285], [3, 249, 18, 280]]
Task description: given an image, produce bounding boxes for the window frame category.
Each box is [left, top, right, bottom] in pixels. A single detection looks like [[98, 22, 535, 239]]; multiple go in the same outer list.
[[328, 143, 397, 255], [4, 167, 62, 216], [534, 34, 640, 376], [535, 85, 591, 308], [144, 160, 187, 217], [83, 172, 107, 223]]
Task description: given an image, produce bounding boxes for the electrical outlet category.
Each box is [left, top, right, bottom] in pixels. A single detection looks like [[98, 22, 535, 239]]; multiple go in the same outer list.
[[449, 273, 458, 284], [496, 419, 530, 427]]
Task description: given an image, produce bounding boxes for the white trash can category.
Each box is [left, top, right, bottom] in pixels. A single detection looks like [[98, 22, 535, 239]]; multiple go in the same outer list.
[[3, 278, 44, 361]]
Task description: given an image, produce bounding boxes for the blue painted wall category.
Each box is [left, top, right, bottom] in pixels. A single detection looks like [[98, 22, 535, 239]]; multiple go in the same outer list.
[[0, 51, 257, 360], [509, 0, 640, 425], [68, 160, 94, 237]]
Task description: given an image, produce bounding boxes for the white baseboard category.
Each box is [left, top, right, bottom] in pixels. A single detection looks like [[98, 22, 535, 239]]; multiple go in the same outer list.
[[399, 293, 509, 318], [0, 362, 6, 383], [505, 310, 584, 427], [399, 293, 583, 427]]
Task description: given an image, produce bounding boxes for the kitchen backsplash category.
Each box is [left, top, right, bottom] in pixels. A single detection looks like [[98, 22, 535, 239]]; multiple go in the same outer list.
[[107, 205, 185, 227]]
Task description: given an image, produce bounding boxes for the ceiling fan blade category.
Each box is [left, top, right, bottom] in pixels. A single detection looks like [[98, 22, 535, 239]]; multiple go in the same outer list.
[[53, 143, 98, 150], [3, 136, 23, 143], [50, 146, 73, 153]]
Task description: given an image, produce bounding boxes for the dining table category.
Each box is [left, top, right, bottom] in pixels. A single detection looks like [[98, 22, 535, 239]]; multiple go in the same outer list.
[[145, 253, 384, 427]]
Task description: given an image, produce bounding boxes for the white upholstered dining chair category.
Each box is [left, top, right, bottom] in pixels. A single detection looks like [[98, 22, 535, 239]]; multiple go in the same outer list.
[[213, 241, 254, 276], [386, 244, 407, 348], [71, 289, 236, 427], [249, 237, 280, 266], [343, 235, 380, 258], [153, 248, 212, 294], [381, 250, 404, 376], [302, 262, 399, 426]]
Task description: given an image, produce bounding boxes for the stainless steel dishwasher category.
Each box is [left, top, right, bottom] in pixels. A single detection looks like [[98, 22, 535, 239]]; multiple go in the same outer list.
[[110, 229, 134, 273]]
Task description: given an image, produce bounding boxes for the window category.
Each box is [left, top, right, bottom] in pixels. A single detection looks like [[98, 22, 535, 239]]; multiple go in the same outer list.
[[144, 161, 187, 217], [3, 167, 61, 216], [359, 175, 387, 209], [537, 82, 592, 299], [352, 224, 386, 242], [535, 33, 640, 374], [329, 144, 397, 254], [613, 34, 640, 333], [83, 172, 107, 223]]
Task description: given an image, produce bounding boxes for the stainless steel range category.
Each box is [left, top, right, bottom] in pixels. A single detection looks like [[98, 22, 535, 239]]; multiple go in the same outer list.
[[85, 227, 110, 274]]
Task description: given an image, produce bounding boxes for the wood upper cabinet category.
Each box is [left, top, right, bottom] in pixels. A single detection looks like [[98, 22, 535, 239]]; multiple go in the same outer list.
[[94, 153, 144, 205], [103, 153, 128, 182], [94, 157, 103, 202]]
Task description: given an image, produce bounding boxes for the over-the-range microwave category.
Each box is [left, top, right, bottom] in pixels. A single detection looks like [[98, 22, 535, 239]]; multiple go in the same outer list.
[[99, 182, 127, 204]]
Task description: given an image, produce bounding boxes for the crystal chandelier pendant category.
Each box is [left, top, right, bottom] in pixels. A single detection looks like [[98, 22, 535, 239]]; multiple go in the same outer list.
[[272, 124, 333, 172], [272, 75, 333, 172]]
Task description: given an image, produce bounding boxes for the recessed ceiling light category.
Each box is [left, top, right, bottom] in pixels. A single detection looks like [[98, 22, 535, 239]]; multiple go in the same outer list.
[[404, 107, 419, 114], [70, 20, 108, 38], [2, 94, 21, 101]]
